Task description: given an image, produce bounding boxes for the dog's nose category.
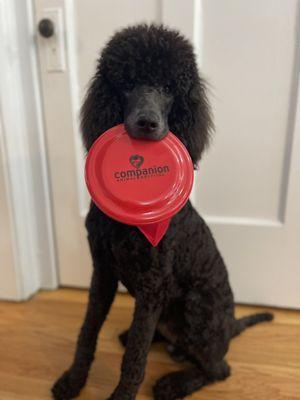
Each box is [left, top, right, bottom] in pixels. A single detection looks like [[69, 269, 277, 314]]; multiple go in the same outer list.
[[125, 113, 167, 141], [135, 116, 159, 132]]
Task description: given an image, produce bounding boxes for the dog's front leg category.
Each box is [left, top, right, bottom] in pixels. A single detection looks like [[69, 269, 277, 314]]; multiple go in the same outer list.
[[52, 266, 118, 400], [108, 298, 162, 400]]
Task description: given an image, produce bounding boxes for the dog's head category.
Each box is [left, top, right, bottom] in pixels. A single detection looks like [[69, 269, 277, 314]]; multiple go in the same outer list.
[[81, 24, 213, 167]]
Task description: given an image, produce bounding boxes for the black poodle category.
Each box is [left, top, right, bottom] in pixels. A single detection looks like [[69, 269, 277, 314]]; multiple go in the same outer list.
[[52, 24, 273, 400]]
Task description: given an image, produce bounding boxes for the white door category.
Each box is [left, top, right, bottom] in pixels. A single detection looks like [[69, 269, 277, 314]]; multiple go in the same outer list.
[[35, 0, 300, 308]]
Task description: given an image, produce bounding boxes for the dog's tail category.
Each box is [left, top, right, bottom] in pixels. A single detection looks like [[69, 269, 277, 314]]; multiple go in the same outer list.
[[233, 312, 274, 337]]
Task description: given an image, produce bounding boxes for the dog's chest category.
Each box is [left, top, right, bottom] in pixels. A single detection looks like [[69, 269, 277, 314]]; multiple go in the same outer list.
[[109, 234, 174, 296], [86, 202, 191, 296]]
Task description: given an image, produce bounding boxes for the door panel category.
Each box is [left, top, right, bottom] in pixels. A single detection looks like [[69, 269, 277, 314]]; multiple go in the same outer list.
[[199, 0, 297, 221]]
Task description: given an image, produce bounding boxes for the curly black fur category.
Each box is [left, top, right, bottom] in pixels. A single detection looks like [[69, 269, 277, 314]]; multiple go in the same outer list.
[[52, 24, 273, 400]]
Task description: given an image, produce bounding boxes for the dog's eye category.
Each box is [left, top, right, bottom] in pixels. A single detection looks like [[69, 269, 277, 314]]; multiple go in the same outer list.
[[164, 84, 171, 94], [124, 82, 134, 92]]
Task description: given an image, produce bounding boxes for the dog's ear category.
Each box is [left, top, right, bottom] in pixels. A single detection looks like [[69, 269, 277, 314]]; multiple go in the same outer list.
[[187, 79, 213, 167], [80, 75, 123, 151], [170, 76, 213, 168]]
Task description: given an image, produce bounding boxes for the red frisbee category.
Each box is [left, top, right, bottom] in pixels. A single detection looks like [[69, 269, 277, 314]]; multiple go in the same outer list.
[[85, 124, 194, 246]]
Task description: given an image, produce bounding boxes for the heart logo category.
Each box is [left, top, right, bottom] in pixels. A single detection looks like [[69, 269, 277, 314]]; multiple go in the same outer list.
[[129, 154, 144, 169]]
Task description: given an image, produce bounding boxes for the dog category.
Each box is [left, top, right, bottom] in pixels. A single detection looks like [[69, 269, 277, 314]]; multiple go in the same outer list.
[[52, 24, 273, 400]]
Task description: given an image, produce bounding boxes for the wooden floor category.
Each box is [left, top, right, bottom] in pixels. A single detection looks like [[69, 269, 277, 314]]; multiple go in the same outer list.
[[0, 289, 299, 400]]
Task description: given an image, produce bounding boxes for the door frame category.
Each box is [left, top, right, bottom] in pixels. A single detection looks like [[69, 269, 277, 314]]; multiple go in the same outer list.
[[0, 0, 58, 300]]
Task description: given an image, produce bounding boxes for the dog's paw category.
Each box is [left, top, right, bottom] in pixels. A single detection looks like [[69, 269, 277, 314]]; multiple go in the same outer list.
[[107, 389, 135, 400], [51, 369, 87, 400], [153, 374, 184, 400]]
